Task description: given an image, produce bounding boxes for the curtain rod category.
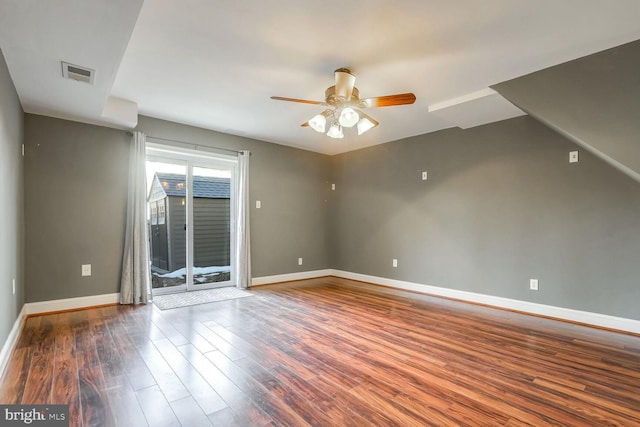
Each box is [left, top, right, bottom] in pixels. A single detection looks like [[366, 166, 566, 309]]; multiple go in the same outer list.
[[128, 132, 249, 155]]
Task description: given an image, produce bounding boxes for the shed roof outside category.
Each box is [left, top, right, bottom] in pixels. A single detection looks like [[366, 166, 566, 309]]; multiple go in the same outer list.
[[154, 172, 230, 199]]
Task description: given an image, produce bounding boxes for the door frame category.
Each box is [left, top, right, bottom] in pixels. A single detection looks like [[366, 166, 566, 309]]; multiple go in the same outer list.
[[146, 142, 238, 295]]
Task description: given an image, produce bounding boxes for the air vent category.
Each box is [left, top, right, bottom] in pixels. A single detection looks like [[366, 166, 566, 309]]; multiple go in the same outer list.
[[61, 61, 95, 85]]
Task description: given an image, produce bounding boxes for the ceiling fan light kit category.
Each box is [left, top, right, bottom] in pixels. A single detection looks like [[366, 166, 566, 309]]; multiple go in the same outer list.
[[271, 68, 416, 139], [357, 113, 378, 135], [339, 107, 360, 127], [327, 123, 344, 139], [308, 111, 330, 133]]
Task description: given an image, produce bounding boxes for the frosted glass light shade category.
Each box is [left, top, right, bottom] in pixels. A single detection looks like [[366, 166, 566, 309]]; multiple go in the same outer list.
[[308, 114, 327, 133], [339, 107, 360, 127], [357, 117, 377, 135], [327, 123, 344, 139]]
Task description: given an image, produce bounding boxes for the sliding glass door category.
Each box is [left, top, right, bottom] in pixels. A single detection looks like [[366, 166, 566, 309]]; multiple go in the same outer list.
[[146, 144, 237, 294], [147, 158, 188, 291], [189, 164, 232, 289]]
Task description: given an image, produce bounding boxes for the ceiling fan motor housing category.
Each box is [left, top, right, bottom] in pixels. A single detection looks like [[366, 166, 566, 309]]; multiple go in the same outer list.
[[333, 68, 356, 101], [325, 86, 360, 107]]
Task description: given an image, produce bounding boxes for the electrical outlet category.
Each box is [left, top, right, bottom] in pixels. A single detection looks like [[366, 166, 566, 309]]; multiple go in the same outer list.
[[82, 264, 92, 277], [569, 151, 578, 163], [422, 171, 428, 181], [12, 279, 16, 295], [298, 257, 303, 266], [331, 183, 336, 191], [530, 278, 539, 291], [256, 200, 261, 209], [392, 259, 398, 268]]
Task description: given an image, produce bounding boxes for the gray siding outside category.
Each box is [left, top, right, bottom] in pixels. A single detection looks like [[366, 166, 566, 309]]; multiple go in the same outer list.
[[0, 49, 25, 348], [164, 196, 230, 271], [167, 196, 186, 271], [149, 201, 169, 270], [193, 198, 230, 268]]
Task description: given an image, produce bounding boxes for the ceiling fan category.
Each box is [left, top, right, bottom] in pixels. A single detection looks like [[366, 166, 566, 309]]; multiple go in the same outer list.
[[271, 68, 416, 139]]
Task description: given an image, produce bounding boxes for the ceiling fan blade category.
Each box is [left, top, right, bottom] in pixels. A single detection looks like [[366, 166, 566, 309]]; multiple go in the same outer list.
[[301, 121, 309, 127], [334, 68, 356, 101], [360, 93, 416, 108], [271, 96, 326, 105]]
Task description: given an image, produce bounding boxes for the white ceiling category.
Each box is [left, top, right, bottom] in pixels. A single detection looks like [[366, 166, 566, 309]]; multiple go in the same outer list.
[[1, 1, 640, 155]]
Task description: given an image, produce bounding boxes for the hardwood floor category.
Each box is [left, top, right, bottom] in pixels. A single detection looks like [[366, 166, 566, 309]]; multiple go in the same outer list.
[[1, 277, 639, 426]]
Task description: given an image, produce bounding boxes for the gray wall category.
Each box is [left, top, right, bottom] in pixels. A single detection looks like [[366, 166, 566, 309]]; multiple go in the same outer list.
[[22, 115, 332, 303], [136, 116, 332, 278], [0, 49, 24, 345], [24, 115, 130, 302], [330, 116, 640, 320], [494, 39, 640, 183], [20, 109, 640, 321]]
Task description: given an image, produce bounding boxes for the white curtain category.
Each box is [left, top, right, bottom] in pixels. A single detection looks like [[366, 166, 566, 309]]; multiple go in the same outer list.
[[236, 150, 251, 288], [120, 132, 151, 304]]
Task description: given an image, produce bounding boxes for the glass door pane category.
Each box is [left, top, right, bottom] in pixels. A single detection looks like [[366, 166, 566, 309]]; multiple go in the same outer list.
[[146, 159, 188, 293], [147, 143, 237, 295], [189, 165, 233, 289]]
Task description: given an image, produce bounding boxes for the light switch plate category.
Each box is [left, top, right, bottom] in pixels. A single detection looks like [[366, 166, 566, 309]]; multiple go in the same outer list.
[[569, 151, 578, 163]]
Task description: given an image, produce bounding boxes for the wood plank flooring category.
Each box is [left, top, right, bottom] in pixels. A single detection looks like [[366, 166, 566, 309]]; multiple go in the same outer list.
[[1, 277, 639, 426]]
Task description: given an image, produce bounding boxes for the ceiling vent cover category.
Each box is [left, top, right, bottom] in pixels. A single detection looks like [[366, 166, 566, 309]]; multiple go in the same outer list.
[[61, 61, 95, 85]]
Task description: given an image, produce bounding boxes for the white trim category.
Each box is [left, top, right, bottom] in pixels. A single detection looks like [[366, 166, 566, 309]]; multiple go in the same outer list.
[[24, 293, 120, 316], [428, 88, 496, 112], [251, 269, 333, 286], [0, 305, 28, 379], [146, 141, 239, 163], [332, 270, 640, 334]]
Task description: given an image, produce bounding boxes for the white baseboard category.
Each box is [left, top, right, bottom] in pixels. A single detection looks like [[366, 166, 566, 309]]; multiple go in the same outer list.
[[3, 271, 636, 380], [0, 293, 120, 378], [24, 293, 120, 315], [332, 270, 640, 334], [251, 269, 333, 286], [0, 305, 28, 380]]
